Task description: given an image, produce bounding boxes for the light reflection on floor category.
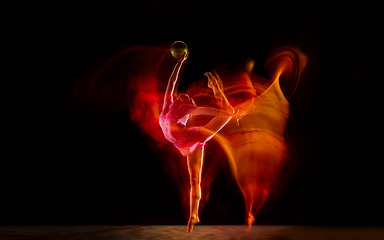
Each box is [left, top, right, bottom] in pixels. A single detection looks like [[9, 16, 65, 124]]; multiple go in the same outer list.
[[0, 225, 383, 239]]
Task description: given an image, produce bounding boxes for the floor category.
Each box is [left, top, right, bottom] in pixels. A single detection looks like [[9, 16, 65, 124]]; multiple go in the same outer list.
[[0, 225, 383, 240]]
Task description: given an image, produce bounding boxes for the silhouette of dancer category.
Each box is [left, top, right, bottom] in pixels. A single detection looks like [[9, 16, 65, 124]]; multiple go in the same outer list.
[[208, 48, 307, 228], [159, 52, 241, 232]]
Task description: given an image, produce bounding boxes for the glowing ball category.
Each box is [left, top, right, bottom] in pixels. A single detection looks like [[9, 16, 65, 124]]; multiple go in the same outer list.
[[170, 41, 188, 59]]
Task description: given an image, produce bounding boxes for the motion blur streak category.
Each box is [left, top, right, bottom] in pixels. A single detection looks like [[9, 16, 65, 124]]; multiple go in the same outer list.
[[186, 46, 308, 227], [73, 46, 172, 145], [73, 44, 307, 230]]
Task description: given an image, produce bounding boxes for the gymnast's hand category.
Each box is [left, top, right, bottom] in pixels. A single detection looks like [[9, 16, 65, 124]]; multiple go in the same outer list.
[[179, 51, 190, 63]]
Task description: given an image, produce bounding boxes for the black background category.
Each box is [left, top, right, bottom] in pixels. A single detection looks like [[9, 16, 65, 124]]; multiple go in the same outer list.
[[4, 0, 375, 226]]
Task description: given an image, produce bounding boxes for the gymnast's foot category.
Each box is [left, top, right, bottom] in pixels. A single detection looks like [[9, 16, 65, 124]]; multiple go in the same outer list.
[[205, 72, 218, 90], [205, 72, 234, 113], [184, 216, 201, 232], [245, 214, 255, 229]]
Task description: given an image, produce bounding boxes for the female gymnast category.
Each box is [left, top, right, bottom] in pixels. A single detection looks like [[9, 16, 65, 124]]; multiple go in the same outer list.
[[159, 52, 240, 232]]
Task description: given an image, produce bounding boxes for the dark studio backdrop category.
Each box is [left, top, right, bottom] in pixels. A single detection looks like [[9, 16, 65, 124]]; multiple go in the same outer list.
[[4, 0, 375, 226]]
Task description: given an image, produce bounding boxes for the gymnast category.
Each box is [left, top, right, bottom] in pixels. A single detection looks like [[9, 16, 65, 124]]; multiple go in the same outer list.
[[159, 52, 241, 232]]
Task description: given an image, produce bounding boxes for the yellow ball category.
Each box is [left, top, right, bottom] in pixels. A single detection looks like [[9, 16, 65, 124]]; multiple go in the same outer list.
[[170, 41, 188, 59]]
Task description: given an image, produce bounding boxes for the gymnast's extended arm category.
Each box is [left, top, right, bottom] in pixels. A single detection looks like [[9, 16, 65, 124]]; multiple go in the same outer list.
[[162, 52, 190, 111]]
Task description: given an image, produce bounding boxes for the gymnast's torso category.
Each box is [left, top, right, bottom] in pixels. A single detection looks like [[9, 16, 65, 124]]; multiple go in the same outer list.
[[159, 104, 204, 156]]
